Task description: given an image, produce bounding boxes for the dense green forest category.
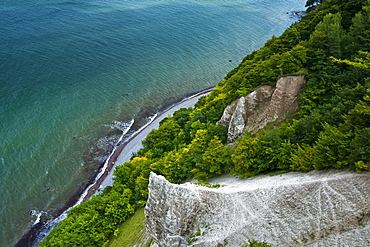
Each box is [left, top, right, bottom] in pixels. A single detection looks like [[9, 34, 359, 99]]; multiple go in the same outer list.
[[40, 0, 370, 246]]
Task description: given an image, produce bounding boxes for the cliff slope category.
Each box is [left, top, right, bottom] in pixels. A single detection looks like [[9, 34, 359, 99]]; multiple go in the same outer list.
[[218, 75, 306, 142], [145, 171, 370, 246]]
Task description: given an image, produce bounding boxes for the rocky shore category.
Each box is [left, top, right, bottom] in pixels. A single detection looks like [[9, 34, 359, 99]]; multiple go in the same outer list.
[[16, 88, 212, 247]]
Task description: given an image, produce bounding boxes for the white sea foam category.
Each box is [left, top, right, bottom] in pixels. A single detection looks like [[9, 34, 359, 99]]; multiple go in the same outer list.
[[130, 114, 158, 138], [30, 209, 44, 226], [60, 116, 155, 209], [33, 213, 42, 226], [111, 120, 134, 133], [116, 119, 135, 143], [76, 119, 135, 206]]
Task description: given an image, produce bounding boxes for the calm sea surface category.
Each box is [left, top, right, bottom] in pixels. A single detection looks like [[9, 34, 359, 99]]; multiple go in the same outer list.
[[0, 0, 305, 245]]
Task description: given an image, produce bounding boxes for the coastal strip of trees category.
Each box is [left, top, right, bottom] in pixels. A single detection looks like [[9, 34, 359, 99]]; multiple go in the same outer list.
[[40, 0, 370, 246]]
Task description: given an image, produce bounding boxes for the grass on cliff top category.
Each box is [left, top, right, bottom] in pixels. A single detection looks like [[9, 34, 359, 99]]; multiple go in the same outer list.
[[108, 207, 152, 247]]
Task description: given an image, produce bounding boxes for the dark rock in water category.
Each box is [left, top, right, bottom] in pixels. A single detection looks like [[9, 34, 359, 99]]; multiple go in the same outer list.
[[42, 187, 51, 193], [294, 11, 306, 17], [288, 10, 306, 19], [15, 222, 43, 247]]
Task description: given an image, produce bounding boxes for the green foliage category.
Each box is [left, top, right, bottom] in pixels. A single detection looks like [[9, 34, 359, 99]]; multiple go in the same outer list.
[[274, 140, 295, 170], [113, 157, 152, 204], [138, 117, 182, 158], [306, 0, 323, 7], [154, 148, 194, 183], [332, 51, 370, 70], [355, 161, 370, 173], [345, 89, 370, 168], [342, 3, 370, 54], [188, 229, 202, 244], [242, 239, 272, 247], [231, 134, 260, 178], [232, 130, 297, 176], [155, 130, 233, 182], [194, 181, 222, 188], [173, 107, 193, 127], [309, 13, 344, 57], [40, 187, 134, 247], [290, 144, 315, 171], [189, 131, 232, 181], [108, 208, 152, 247], [289, 85, 370, 171], [312, 123, 351, 170], [202, 136, 233, 174]]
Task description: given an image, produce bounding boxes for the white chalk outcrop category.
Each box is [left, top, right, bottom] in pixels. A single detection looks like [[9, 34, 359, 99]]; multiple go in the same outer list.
[[145, 171, 370, 246], [218, 75, 306, 142]]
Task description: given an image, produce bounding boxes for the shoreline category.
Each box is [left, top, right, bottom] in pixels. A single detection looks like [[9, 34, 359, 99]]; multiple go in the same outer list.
[[16, 87, 213, 247], [86, 86, 214, 197]]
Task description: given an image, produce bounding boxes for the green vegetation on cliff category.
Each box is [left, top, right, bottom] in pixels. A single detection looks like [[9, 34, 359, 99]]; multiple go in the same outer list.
[[40, 0, 370, 246], [108, 208, 152, 247]]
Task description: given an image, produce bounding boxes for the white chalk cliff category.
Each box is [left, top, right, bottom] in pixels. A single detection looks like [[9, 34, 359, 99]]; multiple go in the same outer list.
[[143, 74, 370, 246], [145, 171, 370, 246], [218, 75, 306, 142]]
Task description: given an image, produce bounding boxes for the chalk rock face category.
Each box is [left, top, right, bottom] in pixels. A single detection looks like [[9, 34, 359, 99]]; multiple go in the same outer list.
[[218, 75, 306, 142], [144, 172, 202, 247], [145, 171, 370, 246]]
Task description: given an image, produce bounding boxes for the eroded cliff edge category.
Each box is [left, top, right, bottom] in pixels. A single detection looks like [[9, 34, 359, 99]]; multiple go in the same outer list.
[[145, 171, 370, 246], [218, 75, 306, 143]]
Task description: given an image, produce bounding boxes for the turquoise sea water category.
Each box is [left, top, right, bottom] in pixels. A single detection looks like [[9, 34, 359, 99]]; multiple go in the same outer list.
[[0, 0, 306, 245]]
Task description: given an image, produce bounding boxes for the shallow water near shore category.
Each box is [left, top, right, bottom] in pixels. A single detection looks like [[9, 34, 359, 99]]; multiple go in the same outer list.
[[0, 0, 305, 246]]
